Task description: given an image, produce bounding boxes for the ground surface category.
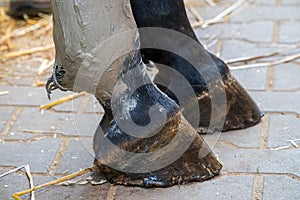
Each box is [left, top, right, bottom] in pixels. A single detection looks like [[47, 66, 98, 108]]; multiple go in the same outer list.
[[0, 0, 299, 199]]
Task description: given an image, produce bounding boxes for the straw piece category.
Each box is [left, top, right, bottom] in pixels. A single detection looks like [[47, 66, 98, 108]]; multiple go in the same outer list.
[[204, 0, 216, 7], [0, 8, 9, 20], [290, 141, 299, 148], [0, 91, 9, 96], [230, 53, 300, 70], [0, 24, 40, 44], [23, 15, 39, 25], [186, 3, 204, 23], [0, 16, 51, 44], [37, 59, 54, 76], [12, 166, 97, 200], [40, 92, 87, 110], [0, 44, 54, 60], [33, 22, 52, 37], [0, 166, 25, 178], [193, 0, 248, 28], [225, 44, 300, 64], [24, 165, 35, 200], [184, 0, 205, 6], [270, 146, 291, 150], [90, 180, 107, 185], [287, 139, 300, 148], [4, 20, 15, 49], [287, 139, 300, 142], [37, 60, 49, 75], [35, 81, 46, 87]]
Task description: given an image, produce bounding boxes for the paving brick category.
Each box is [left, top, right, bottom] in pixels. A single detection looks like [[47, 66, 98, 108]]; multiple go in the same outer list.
[[0, 138, 62, 173], [250, 91, 300, 114], [115, 175, 253, 200], [56, 139, 94, 174], [264, 176, 300, 200], [35, 182, 110, 200], [230, 5, 300, 22], [268, 114, 300, 148], [231, 68, 267, 91], [281, 0, 300, 5], [279, 21, 300, 44], [0, 59, 43, 87], [205, 123, 262, 148], [0, 107, 13, 133], [220, 40, 278, 61], [5, 76, 36, 87], [8, 108, 100, 139], [255, 0, 277, 5], [0, 84, 48, 106], [0, 85, 82, 111], [214, 143, 300, 176], [0, 84, 82, 112], [0, 173, 109, 200], [274, 63, 300, 91], [195, 21, 274, 43]]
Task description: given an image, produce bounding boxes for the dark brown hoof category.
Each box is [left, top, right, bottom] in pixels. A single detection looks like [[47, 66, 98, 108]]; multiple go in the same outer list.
[[197, 74, 263, 133], [221, 75, 263, 131], [94, 114, 222, 187]]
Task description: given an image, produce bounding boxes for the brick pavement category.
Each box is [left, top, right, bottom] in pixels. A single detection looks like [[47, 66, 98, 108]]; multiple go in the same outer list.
[[0, 0, 299, 199]]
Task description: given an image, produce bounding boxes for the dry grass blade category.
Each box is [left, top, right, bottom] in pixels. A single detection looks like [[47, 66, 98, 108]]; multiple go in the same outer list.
[[90, 180, 108, 185], [287, 139, 300, 142], [33, 22, 52, 37], [0, 23, 40, 44], [0, 44, 54, 60], [36, 59, 54, 87], [270, 146, 291, 150], [287, 139, 300, 148], [0, 165, 25, 178], [0, 8, 10, 24], [12, 166, 97, 200], [4, 20, 15, 49], [0, 91, 9, 96], [193, 0, 248, 28], [226, 44, 300, 64], [24, 165, 35, 200], [35, 81, 46, 87], [230, 53, 300, 70], [40, 92, 87, 110], [37, 59, 54, 76], [204, 0, 216, 7], [0, 15, 51, 44], [186, 3, 204, 23]]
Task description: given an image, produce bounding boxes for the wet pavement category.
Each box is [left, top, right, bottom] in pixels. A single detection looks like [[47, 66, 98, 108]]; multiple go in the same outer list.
[[0, 0, 300, 199]]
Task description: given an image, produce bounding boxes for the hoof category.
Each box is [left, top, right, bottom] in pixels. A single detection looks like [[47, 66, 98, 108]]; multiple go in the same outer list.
[[196, 74, 263, 133], [220, 75, 263, 131], [94, 114, 222, 187], [93, 83, 222, 187], [130, 0, 263, 133]]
